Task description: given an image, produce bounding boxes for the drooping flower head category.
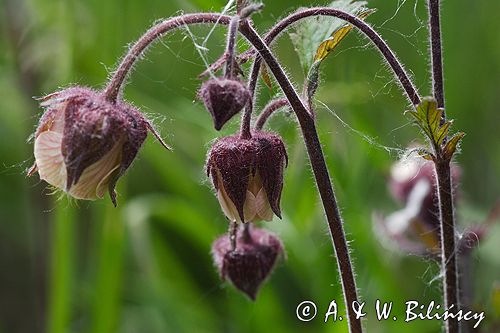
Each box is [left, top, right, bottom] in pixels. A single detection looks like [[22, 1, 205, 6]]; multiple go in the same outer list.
[[198, 77, 250, 130], [212, 225, 284, 300], [206, 131, 288, 223], [374, 157, 461, 255], [28, 86, 168, 205]]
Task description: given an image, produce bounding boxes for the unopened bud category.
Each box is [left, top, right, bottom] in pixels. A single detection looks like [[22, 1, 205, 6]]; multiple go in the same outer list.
[[212, 226, 283, 300], [198, 78, 250, 130]]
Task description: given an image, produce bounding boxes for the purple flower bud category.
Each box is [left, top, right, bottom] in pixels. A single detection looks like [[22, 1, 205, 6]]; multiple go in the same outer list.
[[198, 78, 250, 130], [206, 131, 288, 223], [212, 226, 283, 300], [29, 86, 168, 205]]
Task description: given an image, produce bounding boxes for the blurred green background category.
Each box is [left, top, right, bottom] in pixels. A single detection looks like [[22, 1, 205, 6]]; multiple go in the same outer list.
[[0, 0, 499, 332]]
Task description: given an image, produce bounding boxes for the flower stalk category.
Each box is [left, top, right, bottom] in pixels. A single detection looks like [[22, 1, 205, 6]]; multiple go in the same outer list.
[[103, 13, 232, 103], [255, 98, 289, 130], [239, 21, 362, 333], [429, 0, 445, 110], [428, 1, 460, 332], [224, 15, 240, 79]]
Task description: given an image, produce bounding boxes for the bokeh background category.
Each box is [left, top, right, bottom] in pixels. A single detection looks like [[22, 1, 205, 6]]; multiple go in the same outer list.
[[0, 0, 499, 332]]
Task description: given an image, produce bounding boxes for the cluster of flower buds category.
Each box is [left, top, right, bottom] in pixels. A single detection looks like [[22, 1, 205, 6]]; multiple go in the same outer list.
[[212, 225, 283, 300], [374, 157, 461, 256], [206, 131, 287, 299], [199, 56, 289, 298], [28, 86, 168, 205]]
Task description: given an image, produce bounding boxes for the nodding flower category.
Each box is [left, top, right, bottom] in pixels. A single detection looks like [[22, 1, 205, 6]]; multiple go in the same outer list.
[[374, 157, 461, 255], [212, 225, 284, 300], [198, 77, 250, 131], [206, 131, 288, 223], [29, 86, 168, 206]]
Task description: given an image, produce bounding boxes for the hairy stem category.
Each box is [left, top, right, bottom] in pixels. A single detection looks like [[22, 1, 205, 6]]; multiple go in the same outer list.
[[239, 22, 362, 333], [229, 221, 238, 251], [255, 98, 289, 130], [224, 15, 240, 78], [429, 1, 459, 332], [435, 160, 459, 333], [247, 7, 421, 105], [239, 7, 421, 137], [239, 98, 253, 139], [428, 0, 445, 110], [239, 53, 261, 137], [103, 13, 231, 103]]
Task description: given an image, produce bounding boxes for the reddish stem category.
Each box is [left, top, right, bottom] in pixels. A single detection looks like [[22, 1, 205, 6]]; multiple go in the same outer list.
[[239, 21, 363, 333], [103, 13, 231, 103]]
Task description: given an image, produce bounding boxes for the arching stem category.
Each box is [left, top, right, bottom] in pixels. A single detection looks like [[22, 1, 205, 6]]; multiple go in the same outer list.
[[239, 21, 363, 333], [255, 98, 289, 130], [239, 7, 421, 144], [103, 13, 231, 103]]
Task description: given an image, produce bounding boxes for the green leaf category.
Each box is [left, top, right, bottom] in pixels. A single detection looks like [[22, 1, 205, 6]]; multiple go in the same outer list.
[[314, 24, 352, 62], [409, 97, 465, 160], [289, 0, 369, 73], [436, 119, 452, 146], [443, 132, 465, 160], [409, 97, 446, 144], [408, 97, 442, 142], [303, 7, 374, 102], [314, 8, 375, 62]]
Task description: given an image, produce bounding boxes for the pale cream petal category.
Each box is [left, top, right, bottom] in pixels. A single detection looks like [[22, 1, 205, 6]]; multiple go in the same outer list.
[[247, 171, 263, 196], [255, 187, 273, 221], [68, 141, 123, 200], [34, 131, 66, 190], [243, 190, 257, 223], [217, 186, 241, 223]]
